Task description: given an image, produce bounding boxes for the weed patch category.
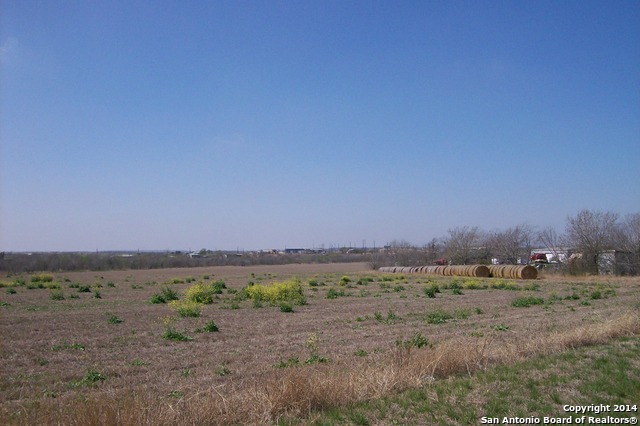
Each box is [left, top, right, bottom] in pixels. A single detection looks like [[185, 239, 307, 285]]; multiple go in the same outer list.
[[326, 288, 346, 299], [244, 279, 306, 305], [195, 320, 219, 333], [70, 369, 106, 388], [512, 296, 545, 308], [107, 314, 124, 324], [150, 287, 180, 304], [426, 310, 453, 324], [51, 342, 85, 351], [169, 300, 202, 317], [49, 290, 65, 300], [424, 284, 440, 298], [185, 280, 226, 304], [31, 274, 54, 283], [396, 332, 429, 350], [374, 309, 402, 324]]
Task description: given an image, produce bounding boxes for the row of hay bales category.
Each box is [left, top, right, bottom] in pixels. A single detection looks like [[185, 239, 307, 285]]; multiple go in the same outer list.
[[487, 264, 538, 280], [378, 264, 537, 280]]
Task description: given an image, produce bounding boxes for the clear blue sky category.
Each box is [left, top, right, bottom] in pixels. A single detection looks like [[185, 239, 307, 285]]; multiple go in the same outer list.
[[1, 1, 639, 252]]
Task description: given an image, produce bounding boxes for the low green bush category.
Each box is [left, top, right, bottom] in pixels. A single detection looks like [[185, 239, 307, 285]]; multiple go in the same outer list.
[[169, 300, 202, 317], [511, 296, 545, 308], [244, 279, 306, 305], [185, 280, 226, 304], [150, 287, 180, 304]]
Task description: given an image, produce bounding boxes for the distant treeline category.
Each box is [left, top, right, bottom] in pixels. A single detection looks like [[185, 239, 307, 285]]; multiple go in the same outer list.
[[0, 250, 375, 274], [2, 209, 639, 275]]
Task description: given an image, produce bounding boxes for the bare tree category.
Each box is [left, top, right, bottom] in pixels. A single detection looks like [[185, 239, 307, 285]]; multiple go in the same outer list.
[[423, 238, 442, 264], [487, 224, 535, 264], [616, 213, 640, 274], [537, 226, 565, 262], [565, 209, 619, 274], [444, 226, 483, 265]]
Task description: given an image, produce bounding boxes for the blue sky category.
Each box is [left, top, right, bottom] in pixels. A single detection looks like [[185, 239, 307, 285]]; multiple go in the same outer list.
[[1, 1, 639, 251]]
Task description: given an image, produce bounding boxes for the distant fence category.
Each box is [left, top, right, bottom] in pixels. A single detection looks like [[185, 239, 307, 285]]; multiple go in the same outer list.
[[379, 264, 537, 280]]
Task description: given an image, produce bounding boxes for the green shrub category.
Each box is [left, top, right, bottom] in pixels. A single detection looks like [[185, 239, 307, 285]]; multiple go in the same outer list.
[[50, 290, 65, 301], [455, 308, 470, 319], [244, 279, 306, 305], [356, 276, 374, 285], [78, 285, 91, 293], [215, 363, 231, 376], [374, 309, 401, 324], [185, 280, 226, 304], [426, 310, 453, 324], [252, 294, 263, 308], [195, 320, 219, 333], [93, 290, 101, 299], [51, 342, 85, 351], [279, 302, 294, 313], [169, 300, 202, 317], [396, 332, 429, 349], [511, 296, 545, 308], [339, 276, 351, 285], [107, 314, 124, 324], [27, 282, 45, 289], [83, 369, 106, 384], [31, 274, 54, 283], [275, 357, 301, 369], [150, 287, 180, 304], [326, 288, 345, 299], [424, 284, 440, 298], [197, 320, 219, 333], [162, 328, 192, 341], [6, 288, 16, 295]]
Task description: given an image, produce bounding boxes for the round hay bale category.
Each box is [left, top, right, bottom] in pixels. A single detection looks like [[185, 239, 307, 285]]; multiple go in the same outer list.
[[490, 265, 507, 278], [463, 265, 473, 277], [520, 265, 538, 280], [472, 265, 490, 278]]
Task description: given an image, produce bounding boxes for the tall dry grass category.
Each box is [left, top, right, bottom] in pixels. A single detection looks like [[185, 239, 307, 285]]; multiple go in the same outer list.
[[5, 312, 639, 425]]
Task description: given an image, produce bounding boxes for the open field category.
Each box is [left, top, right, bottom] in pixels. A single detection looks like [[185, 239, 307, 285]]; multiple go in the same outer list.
[[1, 263, 639, 424]]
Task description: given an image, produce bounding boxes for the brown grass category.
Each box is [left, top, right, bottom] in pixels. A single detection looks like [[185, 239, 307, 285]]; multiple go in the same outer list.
[[1, 263, 639, 425]]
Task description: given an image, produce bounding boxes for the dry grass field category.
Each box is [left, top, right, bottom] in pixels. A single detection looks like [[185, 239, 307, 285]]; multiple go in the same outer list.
[[1, 262, 639, 425]]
